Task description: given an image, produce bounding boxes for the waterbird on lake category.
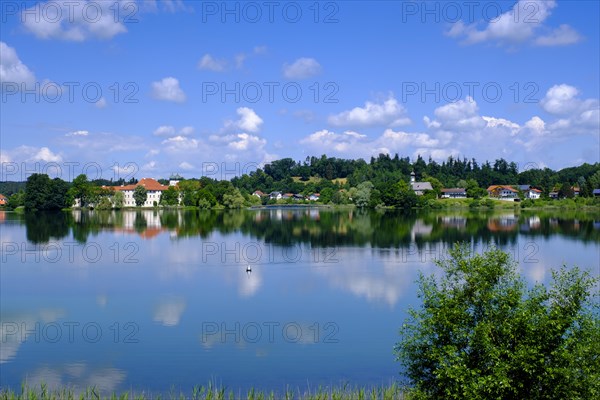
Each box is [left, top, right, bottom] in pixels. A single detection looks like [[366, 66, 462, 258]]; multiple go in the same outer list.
[[246, 265, 252, 272]]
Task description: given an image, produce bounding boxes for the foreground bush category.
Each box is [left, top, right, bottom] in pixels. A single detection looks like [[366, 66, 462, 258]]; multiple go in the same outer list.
[[395, 244, 600, 399]]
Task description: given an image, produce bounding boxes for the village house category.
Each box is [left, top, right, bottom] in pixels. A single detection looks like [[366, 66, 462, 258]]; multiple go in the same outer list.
[[0, 194, 7, 206], [105, 178, 173, 207], [252, 190, 266, 198], [410, 172, 433, 196], [593, 189, 600, 197], [441, 188, 467, 199], [487, 185, 519, 200], [269, 191, 282, 200], [518, 185, 542, 199], [308, 193, 320, 201]]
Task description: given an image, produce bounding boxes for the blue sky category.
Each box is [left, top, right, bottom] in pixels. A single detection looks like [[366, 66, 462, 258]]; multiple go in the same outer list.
[[1, 0, 598, 181]]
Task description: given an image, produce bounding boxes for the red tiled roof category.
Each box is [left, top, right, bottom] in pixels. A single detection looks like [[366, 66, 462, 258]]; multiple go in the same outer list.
[[487, 185, 517, 193], [104, 178, 169, 192]]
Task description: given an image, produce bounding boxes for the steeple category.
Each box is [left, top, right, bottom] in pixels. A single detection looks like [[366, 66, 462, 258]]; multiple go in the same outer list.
[[410, 171, 416, 183]]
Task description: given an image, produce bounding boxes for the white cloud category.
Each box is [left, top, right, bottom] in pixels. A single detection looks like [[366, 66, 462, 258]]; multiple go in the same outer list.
[[142, 161, 157, 171], [198, 47, 267, 72], [179, 126, 194, 136], [179, 161, 194, 170], [34, 147, 63, 162], [328, 97, 411, 127], [153, 125, 194, 137], [146, 149, 160, 157], [283, 58, 322, 79], [447, 0, 581, 47], [254, 45, 267, 54], [224, 107, 263, 133], [151, 77, 186, 103], [540, 84, 596, 115], [227, 133, 267, 151], [300, 128, 439, 158], [198, 54, 227, 72], [427, 96, 485, 131], [161, 135, 200, 151], [21, 1, 128, 41], [94, 97, 107, 108], [482, 116, 520, 136], [535, 24, 582, 46], [66, 130, 89, 137], [153, 125, 176, 136], [0, 42, 36, 88], [524, 116, 547, 135]]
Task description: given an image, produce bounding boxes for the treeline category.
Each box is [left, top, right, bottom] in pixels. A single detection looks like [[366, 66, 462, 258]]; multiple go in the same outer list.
[[233, 154, 600, 196], [2, 155, 599, 211]]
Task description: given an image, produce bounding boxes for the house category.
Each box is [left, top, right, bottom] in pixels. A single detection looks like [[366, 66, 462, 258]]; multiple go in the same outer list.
[[252, 190, 266, 198], [308, 193, 320, 201], [549, 191, 559, 199], [169, 173, 183, 187], [105, 178, 170, 207], [0, 194, 7, 206], [292, 194, 305, 201], [269, 191, 282, 200], [410, 172, 433, 196], [487, 185, 519, 200], [282, 193, 293, 199], [441, 188, 467, 199], [572, 186, 580, 196], [518, 185, 542, 199], [593, 189, 600, 197]]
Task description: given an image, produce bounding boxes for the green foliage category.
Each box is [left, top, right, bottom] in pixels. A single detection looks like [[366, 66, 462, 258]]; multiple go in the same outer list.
[[559, 182, 575, 199], [95, 196, 113, 210], [160, 186, 180, 206], [113, 191, 124, 209], [133, 185, 147, 207], [68, 174, 92, 207], [222, 188, 245, 209], [7, 191, 25, 209], [480, 198, 496, 208], [395, 244, 600, 399], [520, 198, 535, 208], [24, 174, 69, 210], [381, 180, 418, 209], [352, 181, 374, 208]]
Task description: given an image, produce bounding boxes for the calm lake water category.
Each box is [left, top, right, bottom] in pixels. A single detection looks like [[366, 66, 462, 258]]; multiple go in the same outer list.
[[1, 208, 599, 394]]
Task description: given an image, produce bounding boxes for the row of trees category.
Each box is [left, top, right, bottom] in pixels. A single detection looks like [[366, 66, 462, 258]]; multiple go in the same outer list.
[[3, 155, 599, 211]]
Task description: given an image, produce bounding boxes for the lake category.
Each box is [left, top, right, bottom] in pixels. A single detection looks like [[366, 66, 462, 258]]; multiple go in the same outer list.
[[1, 208, 599, 395]]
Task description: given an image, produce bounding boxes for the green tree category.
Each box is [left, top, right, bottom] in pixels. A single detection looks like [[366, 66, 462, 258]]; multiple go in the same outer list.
[[95, 196, 113, 210], [160, 186, 180, 206], [24, 174, 68, 210], [382, 180, 417, 209], [558, 182, 574, 199], [395, 244, 599, 399], [466, 179, 487, 199], [133, 185, 147, 207], [7, 191, 25, 209], [222, 187, 245, 209], [68, 174, 92, 207], [113, 191, 124, 209], [352, 181, 374, 208], [319, 187, 334, 203], [24, 173, 52, 210], [423, 174, 442, 198]]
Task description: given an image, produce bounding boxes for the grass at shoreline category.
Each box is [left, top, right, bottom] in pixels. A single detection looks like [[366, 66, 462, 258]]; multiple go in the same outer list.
[[0, 383, 406, 400]]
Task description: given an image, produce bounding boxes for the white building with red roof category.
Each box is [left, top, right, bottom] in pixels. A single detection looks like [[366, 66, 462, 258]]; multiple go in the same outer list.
[[107, 178, 171, 207]]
